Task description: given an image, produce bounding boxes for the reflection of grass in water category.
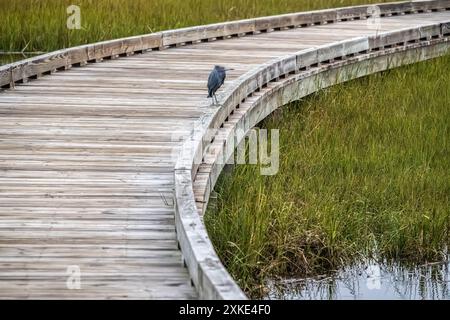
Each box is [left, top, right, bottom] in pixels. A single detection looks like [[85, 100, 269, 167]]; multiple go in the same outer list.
[[0, 53, 44, 66], [266, 259, 449, 300], [0, 54, 29, 65], [205, 55, 450, 298], [0, 0, 394, 52]]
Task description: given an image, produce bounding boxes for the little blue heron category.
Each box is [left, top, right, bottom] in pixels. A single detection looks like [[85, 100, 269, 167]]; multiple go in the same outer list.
[[207, 65, 233, 105]]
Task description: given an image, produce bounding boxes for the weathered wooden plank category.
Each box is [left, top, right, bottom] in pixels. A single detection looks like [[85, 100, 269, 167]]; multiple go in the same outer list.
[[1, 5, 450, 301], [162, 19, 256, 46]]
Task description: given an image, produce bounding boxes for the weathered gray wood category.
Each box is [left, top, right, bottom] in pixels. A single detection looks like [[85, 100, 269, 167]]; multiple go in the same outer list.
[[0, 34, 163, 88], [1, 3, 450, 300], [369, 23, 443, 48], [162, 20, 256, 47]]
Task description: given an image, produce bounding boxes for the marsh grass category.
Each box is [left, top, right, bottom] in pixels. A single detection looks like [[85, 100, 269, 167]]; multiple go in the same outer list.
[[205, 55, 450, 297], [1, 0, 393, 53]]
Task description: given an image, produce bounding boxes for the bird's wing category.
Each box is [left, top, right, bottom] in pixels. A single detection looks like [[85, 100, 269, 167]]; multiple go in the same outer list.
[[207, 71, 215, 89], [208, 69, 222, 93], [219, 70, 226, 86]]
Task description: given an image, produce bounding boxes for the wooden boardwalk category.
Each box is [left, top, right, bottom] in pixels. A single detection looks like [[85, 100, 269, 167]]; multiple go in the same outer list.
[[0, 3, 450, 299]]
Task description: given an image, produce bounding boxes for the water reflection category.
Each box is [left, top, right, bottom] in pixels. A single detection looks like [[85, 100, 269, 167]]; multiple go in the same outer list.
[[265, 260, 449, 300], [0, 54, 35, 65]]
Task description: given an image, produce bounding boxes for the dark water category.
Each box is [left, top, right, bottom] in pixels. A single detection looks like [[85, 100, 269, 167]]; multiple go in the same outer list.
[[0, 54, 32, 65], [265, 260, 449, 300]]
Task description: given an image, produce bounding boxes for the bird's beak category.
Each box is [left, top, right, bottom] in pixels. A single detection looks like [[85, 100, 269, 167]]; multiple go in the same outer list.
[[225, 68, 234, 71]]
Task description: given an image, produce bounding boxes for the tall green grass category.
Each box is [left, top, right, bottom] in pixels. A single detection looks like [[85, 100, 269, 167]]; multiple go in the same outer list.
[[0, 0, 394, 53], [205, 54, 450, 297]]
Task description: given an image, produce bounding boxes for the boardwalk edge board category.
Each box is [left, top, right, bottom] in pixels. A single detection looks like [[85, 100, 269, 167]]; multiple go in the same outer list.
[[1, 0, 450, 88], [174, 19, 450, 299]]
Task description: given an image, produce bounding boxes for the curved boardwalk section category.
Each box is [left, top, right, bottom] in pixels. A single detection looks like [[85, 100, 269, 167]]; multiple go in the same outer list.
[[0, 1, 449, 299]]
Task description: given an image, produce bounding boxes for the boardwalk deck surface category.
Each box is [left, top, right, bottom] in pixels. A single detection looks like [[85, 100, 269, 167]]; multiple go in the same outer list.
[[0, 11, 449, 299]]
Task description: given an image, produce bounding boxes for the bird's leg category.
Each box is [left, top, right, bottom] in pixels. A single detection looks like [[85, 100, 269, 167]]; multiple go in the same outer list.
[[214, 94, 219, 106]]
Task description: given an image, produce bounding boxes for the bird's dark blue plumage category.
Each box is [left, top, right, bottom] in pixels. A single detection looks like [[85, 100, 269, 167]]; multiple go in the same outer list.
[[207, 65, 231, 105]]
